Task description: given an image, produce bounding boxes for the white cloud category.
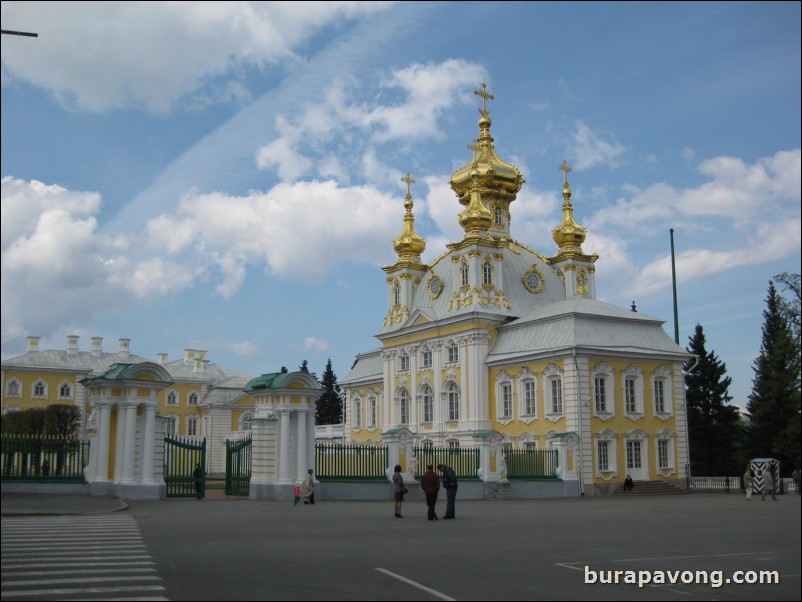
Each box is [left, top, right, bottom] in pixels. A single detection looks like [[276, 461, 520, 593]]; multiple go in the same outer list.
[[304, 336, 329, 352], [571, 121, 626, 170], [229, 341, 260, 357], [0, 1, 394, 113]]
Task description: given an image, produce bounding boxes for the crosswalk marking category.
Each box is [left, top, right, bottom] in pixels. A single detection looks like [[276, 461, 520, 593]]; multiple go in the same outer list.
[[1, 515, 168, 601]]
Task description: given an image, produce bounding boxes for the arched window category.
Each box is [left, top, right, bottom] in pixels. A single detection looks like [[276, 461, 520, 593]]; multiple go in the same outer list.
[[461, 260, 469, 288], [6, 379, 21, 397], [59, 382, 72, 399], [240, 414, 254, 432], [446, 381, 460, 421], [420, 384, 433, 423], [188, 392, 198, 406], [33, 380, 47, 398], [483, 260, 493, 286], [353, 396, 362, 429], [166, 391, 178, 406], [393, 281, 400, 306], [398, 387, 410, 425], [368, 396, 377, 428]]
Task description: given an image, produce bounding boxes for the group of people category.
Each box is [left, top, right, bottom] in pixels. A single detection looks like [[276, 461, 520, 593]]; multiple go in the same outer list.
[[393, 463, 457, 520], [742, 464, 778, 501]]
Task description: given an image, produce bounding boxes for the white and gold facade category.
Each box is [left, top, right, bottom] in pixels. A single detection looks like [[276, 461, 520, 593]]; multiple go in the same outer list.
[[342, 84, 691, 495]]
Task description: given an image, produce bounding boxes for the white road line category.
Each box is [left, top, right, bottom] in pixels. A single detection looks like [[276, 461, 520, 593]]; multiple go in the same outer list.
[[0, 585, 166, 598], [376, 567, 456, 601]]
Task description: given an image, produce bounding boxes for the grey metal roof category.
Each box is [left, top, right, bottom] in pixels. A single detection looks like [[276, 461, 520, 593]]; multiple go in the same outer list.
[[341, 348, 383, 385], [487, 297, 690, 363]]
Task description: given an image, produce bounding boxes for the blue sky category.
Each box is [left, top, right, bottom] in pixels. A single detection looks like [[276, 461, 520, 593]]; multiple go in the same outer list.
[[2, 1, 800, 407]]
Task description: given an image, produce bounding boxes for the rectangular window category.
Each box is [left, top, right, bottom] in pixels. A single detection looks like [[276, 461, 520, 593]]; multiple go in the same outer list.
[[524, 380, 536, 415], [187, 417, 198, 437], [423, 390, 433, 423], [400, 354, 409, 371], [448, 344, 458, 363], [550, 378, 563, 414], [422, 350, 432, 368], [354, 399, 362, 429], [597, 440, 609, 471], [594, 377, 607, 413], [369, 398, 377, 428], [654, 379, 665, 414], [658, 439, 669, 469], [501, 383, 512, 418], [626, 440, 642, 469], [625, 378, 637, 414]]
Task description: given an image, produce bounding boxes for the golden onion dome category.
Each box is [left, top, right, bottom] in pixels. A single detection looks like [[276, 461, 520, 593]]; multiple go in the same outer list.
[[551, 161, 587, 251], [458, 166, 493, 234], [449, 84, 524, 204], [392, 173, 426, 262]]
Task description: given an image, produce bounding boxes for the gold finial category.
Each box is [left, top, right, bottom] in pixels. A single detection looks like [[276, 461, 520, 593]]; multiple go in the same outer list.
[[474, 81, 494, 117], [559, 160, 572, 187], [467, 139, 481, 160], [401, 172, 416, 199]]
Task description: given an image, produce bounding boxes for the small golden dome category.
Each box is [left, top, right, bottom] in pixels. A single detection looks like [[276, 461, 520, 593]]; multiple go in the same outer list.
[[392, 173, 426, 262]]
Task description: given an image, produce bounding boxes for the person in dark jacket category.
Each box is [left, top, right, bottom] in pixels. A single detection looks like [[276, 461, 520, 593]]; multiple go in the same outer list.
[[437, 463, 458, 519], [421, 464, 440, 521]]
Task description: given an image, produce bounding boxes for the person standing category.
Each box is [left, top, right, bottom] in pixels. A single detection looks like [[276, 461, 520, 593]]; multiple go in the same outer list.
[[421, 464, 440, 521], [762, 467, 777, 501], [300, 468, 315, 504], [392, 464, 406, 518], [743, 465, 752, 501], [438, 463, 458, 519]]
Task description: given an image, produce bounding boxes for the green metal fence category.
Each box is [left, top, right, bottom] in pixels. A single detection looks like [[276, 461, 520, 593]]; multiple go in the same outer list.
[[504, 449, 559, 479], [412, 447, 480, 480], [164, 436, 206, 498], [1, 435, 89, 482], [315, 443, 389, 481], [225, 435, 252, 496]]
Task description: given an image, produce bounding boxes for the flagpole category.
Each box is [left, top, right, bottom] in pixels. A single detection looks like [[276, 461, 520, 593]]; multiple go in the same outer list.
[[670, 228, 679, 344]]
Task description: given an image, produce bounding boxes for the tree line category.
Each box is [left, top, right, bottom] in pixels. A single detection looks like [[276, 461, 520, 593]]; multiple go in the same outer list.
[[686, 272, 800, 476]]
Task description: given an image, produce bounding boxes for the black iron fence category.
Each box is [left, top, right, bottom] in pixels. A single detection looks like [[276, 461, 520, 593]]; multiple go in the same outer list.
[[1, 435, 89, 482]]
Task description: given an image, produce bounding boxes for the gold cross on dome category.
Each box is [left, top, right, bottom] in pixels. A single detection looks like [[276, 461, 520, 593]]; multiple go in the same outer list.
[[559, 160, 573, 186], [466, 139, 481, 160], [401, 172, 416, 197], [474, 82, 494, 116]]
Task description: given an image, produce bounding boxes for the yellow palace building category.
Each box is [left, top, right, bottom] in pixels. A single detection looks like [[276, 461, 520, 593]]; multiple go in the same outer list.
[[341, 84, 692, 495], [1, 336, 257, 473]]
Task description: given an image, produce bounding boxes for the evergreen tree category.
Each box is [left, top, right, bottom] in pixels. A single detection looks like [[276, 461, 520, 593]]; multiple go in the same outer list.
[[299, 359, 309, 373], [316, 358, 343, 425], [684, 323, 743, 475], [747, 281, 801, 473]]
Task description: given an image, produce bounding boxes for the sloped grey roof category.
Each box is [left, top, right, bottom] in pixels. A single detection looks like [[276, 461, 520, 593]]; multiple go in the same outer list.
[[2, 350, 254, 389], [341, 349, 383, 385], [487, 297, 690, 364], [2, 350, 152, 375]]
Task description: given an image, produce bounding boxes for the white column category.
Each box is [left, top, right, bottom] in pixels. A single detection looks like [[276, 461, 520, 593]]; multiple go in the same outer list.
[[296, 409, 308, 481], [96, 402, 112, 482], [141, 404, 157, 484], [113, 402, 126, 482], [278, 410, 291, 483], [121, 402, 138, 483]]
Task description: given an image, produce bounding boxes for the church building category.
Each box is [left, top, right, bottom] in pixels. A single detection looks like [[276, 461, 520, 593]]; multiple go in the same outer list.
[[341, 84, 692, 495]]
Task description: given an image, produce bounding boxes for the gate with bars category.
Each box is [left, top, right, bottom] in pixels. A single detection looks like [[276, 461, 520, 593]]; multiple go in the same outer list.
[[225, 435, 252, 496], [164, 436, 206, 498]]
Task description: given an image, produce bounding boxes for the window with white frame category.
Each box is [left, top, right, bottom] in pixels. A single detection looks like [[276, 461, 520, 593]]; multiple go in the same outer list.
[[368, 396, 377, 428], [187, 416, 198, 437], [446, 381, 460, 421], [58, 382, 73, 399], [597, 440, 610, 471], [653, 366, 672, 416], [446, 341, 458, 364], [521, 377, 537, 417], [655, 432, 675, 470], [188, 392, 198, 406], [6, 379, 21, 397], [495, 207, 503, 225], [166, 391, 178, 406], [420, 384, 433, 423], [593, 363, 614, 416], [496, 379, 513, 420], [399, 353, 409, 372], [240, 413, 253, 431], [623, 365, 644, 417], [483, 260, 493, 286], [421, 348, 432, 368], [353, 396, 362, 429], [393, 281, 400, 306], [398, 387, 410, 425], [544, 365, 563, 416], [166, 415, 178, 435], [461, 260, 469, 288], [33, 380, 47, 398], [595, 430, 617, 475]]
